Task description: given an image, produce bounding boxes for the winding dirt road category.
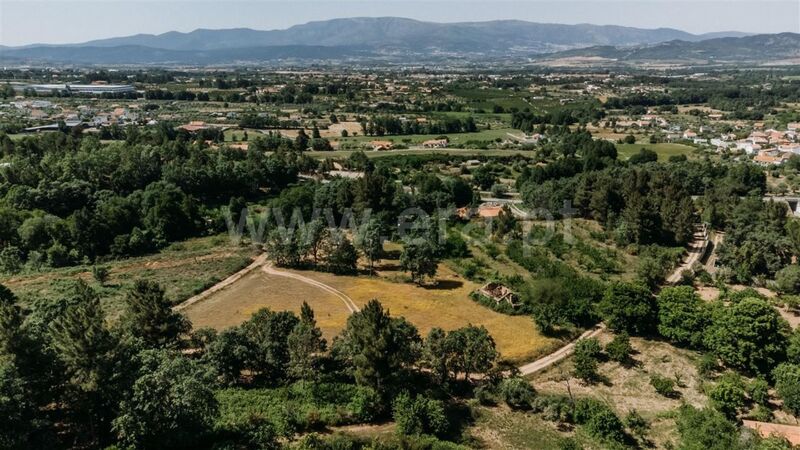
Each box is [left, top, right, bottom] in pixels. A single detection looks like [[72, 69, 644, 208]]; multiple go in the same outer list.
[[261, 264, 360, 313], [174, 251, 597, 376], [518, 324, 607, 375]]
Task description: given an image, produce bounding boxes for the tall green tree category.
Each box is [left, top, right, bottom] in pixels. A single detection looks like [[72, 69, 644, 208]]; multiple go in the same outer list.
[[400, 239, 438, 285], [355, 218, 384, 273], [335, 300, 420, 397], [704, 298, 789, 376], [121, 280, 191, 349], [598, 282, 657, 335], [657, 286, 709, 348], [241, 308, 299, 382], [49, 281, 121, 446], [113, 350, 218, 450], [287, 302, 327, 381]]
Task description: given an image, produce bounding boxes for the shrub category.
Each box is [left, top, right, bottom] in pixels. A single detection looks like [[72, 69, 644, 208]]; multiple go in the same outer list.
[[748, 378, 770, 406], [709, 373, 746, 419], [775, 265, 800, 294], [697, 353, 718, 379], [573, 398, 626, 444], [532, 395, 572, 423], [656, 286, 708, 348], [499, 377, 537, 410], [605, 332, 632, 363], [347, 387, 381, 422], [473, 384, 498, 406], [598, 282, 657, 335], [392, 392, 448, 437], [573, 338, 602, 382], [625, 409, 648, 441], [774, 363, 800, 416], [92, 266, 110, 285], [649, 374, 676, 397]]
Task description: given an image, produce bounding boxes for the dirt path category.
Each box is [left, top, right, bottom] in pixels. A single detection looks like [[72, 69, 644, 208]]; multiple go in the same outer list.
[[261, 264, 360, 313], [173, 253, 269, 312], [518, 324, 606, 375], [666, 225, 709, 284], [174, 251, 600, 376], [703, 231, 724, 274]]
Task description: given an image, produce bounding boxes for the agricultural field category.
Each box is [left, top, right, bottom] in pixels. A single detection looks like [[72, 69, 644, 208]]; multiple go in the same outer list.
[[616, 142, 696, 161], [305, 147, 528, 159], [187, 260, 561, 364], [334, 127, 520, 146]]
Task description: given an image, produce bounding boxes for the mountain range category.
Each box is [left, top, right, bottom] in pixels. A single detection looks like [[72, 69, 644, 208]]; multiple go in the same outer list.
[[0, 17, 795, 66]]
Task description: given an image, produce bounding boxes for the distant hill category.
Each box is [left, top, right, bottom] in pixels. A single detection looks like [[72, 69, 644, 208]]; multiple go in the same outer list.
[[1, 17, 790, 66], [543, 32, 800, 63], [70, 18, 733, 53]]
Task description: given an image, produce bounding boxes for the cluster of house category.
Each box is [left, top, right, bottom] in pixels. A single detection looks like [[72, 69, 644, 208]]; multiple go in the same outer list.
[[712, 123, 800, 166], [369, 138, 449, 151], [15, 103, 151, 133]]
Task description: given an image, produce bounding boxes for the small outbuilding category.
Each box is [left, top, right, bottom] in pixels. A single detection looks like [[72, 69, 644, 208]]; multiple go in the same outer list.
[[476, 282, 520, 308]]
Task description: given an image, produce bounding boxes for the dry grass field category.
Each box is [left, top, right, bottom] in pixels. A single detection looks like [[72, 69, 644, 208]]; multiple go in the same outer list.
[[296, 265, 561, 364], [185, 269, 352, 340], [185, 260, 560, 364]]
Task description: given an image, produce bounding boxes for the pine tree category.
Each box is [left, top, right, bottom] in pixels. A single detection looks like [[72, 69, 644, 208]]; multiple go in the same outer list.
[[49, 281, 120, 445], [287, 302, 327, 380], [122, 280, 191, 349]]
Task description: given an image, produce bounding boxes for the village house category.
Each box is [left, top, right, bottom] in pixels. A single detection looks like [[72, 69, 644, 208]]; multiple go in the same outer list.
[[370, 140, 394, 151], [753, 149, 791, 166], [178, 121, 209, 132], [422, 138, 449, 148]]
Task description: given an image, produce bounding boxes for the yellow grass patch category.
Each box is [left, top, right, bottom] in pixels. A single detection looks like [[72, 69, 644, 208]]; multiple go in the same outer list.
[[185, 270, 351, 340], [187, 261, 559, 364]]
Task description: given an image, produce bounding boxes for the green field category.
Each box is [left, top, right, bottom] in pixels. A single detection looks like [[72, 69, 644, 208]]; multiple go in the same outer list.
[[306, 147, 532, 159], [0, 235, 256, 317], [335, 127, 518, 146], [616, 142, 696, 161]]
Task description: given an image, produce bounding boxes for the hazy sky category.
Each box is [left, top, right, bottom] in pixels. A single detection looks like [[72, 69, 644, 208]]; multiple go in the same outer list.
[[1, 0, 798, 46]]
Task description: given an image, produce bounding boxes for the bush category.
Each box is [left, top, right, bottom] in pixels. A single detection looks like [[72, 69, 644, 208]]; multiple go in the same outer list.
[[92, 266, 110, 285], [775, 265, 800, 294], [499, 377, 537, 410], [573, 338, 602, 382], [392, 392, 448, 437], [697, 353, 718, 379], [347, 387, 381, 422], [624, 409, 648, 441], [532, 395, 572, 423], [656, 286, 708, 348], [598, 282, 657, 335], [709, 373, 746, 419], [473, 384, 498, 406], [605, 332, 632, 363], [649, 374, 676, 397], [774, 363, 800, 416], [573, 398, 626, 444], [748, 378, 770, 406]]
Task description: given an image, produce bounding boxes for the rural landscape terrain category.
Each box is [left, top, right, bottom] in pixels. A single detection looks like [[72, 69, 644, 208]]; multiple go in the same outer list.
[[1, 9, 800, 450]]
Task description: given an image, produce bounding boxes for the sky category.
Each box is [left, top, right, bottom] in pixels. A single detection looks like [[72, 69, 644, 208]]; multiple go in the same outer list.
[[1, 0, 798, 46]]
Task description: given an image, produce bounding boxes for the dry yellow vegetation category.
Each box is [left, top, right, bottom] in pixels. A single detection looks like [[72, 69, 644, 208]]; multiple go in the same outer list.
[[185, 270, 351, 340], [186, 261, 560, 365], [296, 265, 560, 364]]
